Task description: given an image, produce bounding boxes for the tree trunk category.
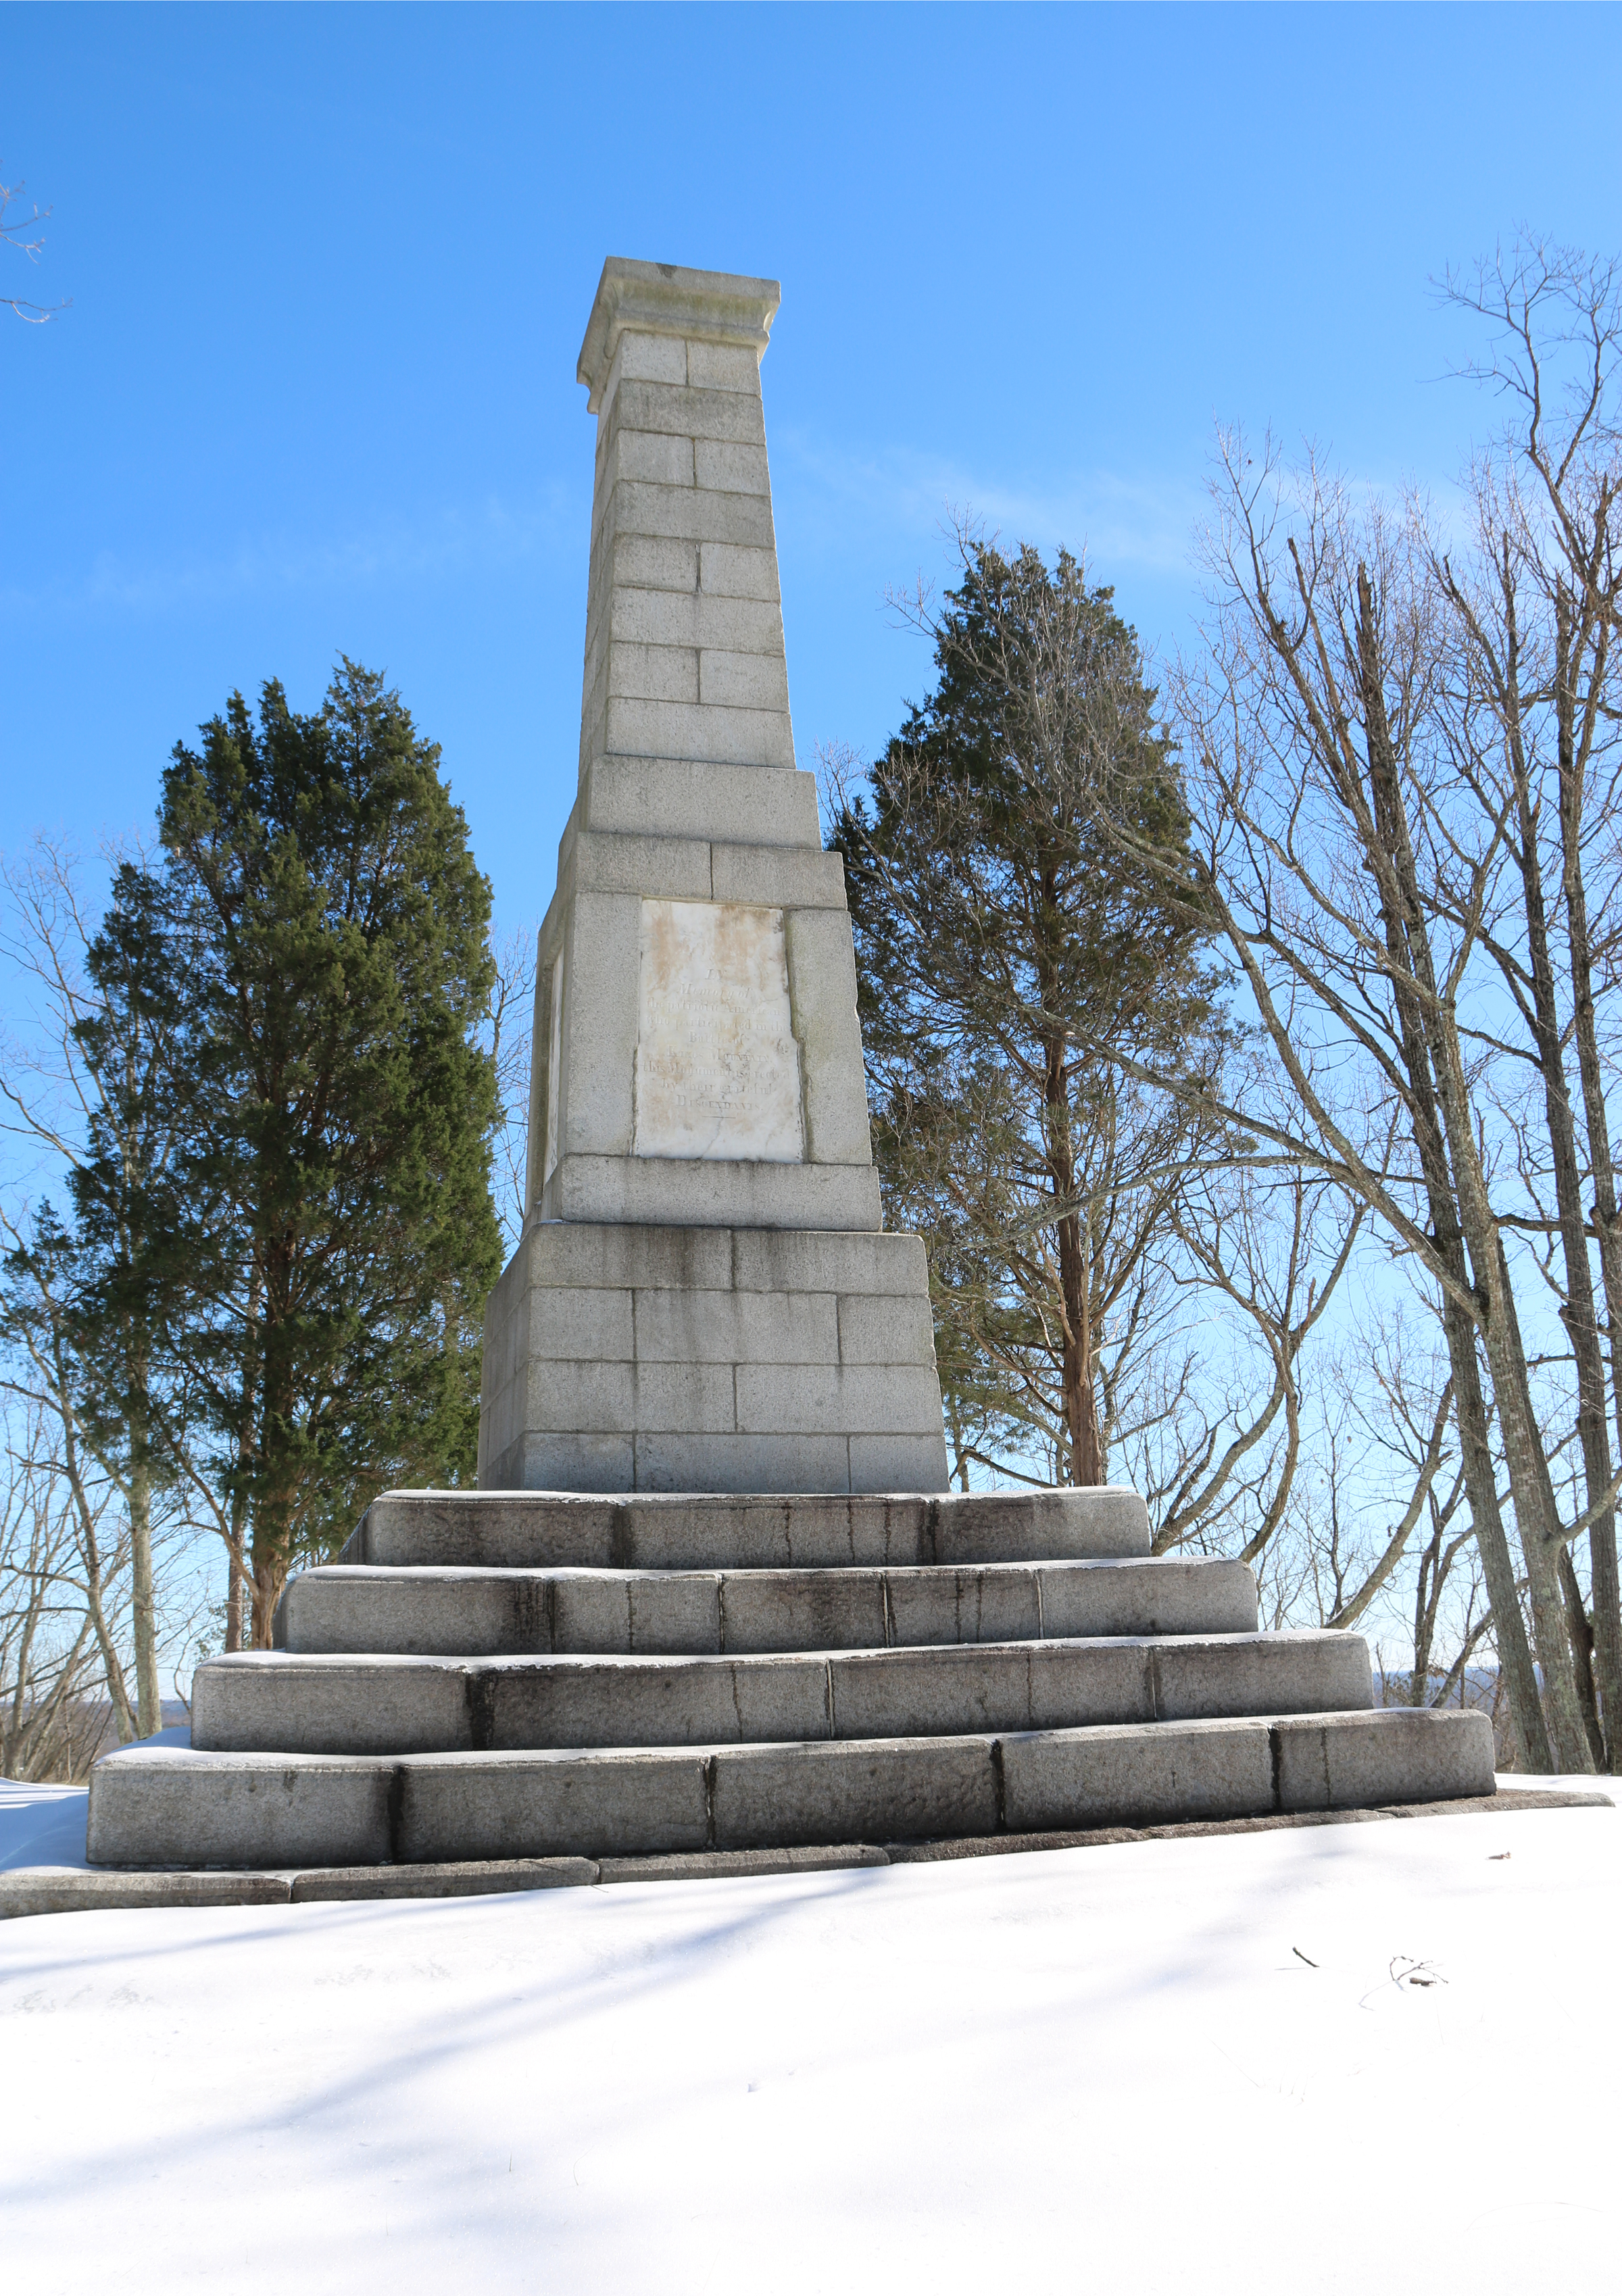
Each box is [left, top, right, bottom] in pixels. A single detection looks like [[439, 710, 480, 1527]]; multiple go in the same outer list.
[[1555, 590, 1622, 1763], [1498, 583, 1618, 1768], [128, 1444, 162, 1737], [1054, 1198, 1102, 1485], [1559, 1543, 1606, 1769], [224, 1484, 249, 1653], [250, 1555, 285, 1650], [1351, 573, 1552, 1767], [1041, 939, 1102, 1484]]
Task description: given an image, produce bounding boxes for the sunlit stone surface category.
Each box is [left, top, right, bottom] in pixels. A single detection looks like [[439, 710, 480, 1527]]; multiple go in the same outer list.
[[633, 899, 804, 1162]]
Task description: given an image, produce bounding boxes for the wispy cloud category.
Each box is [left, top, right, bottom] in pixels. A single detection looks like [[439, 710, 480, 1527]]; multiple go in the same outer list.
[[772, 428, 1207, 578], [1, 485, 581, 619]]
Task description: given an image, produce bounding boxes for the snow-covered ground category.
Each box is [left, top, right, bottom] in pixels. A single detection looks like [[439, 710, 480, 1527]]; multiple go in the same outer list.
[[2, 1779, 1615, 2295]]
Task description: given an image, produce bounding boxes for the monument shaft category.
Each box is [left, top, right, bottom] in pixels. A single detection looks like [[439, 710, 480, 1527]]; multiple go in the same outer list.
[[478, 259, 952, 1493]]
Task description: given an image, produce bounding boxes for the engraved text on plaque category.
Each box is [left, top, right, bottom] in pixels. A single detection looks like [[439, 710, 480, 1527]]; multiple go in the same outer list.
[[633, 899, 804, 1161]]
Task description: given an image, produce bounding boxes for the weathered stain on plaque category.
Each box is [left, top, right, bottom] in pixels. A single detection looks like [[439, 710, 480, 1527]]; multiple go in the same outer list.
[[633, 899, 804, 1161]]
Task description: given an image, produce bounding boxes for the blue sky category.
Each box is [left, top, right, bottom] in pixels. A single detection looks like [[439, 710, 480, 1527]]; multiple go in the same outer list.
[[6, 2, 1622, 945]]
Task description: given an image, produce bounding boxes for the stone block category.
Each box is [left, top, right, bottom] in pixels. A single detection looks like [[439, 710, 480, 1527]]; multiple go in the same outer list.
[[192, 1653, 466, 1756], [633, 1361, 736, 1432], [608, 532, 699, 594], [1273, 1706, 1497, 1810], [710, 1735, 997, 1849], [526, 1286, 633, 1364], [520, 1220, 734, 1292], [86, 1746, 395, 1870], [598, 1845, 890, 1885], [280, 1567, 556, 1658], [3, 1870, 295, 1915], [685, 339, 764, 394], [735, 1363, 945, 1437], [708, 843, 849, 910], [611, 586, 785, 655], [633, 1287, 839, 1365], [554, 1570, 723, 1656], [606, 639, 698, 705], [505, 1433, 636, 1491], [613, 378, 766, 445], [839, 1293, 936, 1366], [694, 439, 771, 495], [1151, 1630, 1373, 1721], [718, 1568, 889, 1653], [522, 1359, 635, 1434], [632, 1431, 852, 1495], [601, 431, 693, 500], [731, 1228, 928, 1297], [397, 1748, 711, 1861], [785, 909, 874, 1166], [604, 426, 695, 490], [604, 477, 776, 551], [1035, 1557, 1258, 1640], [850, 1433, 952, 1491], [553, 1153, 883, 1231], [289, 1858, 597, 1902], [700, 541, 781, 601], [566, 828, 712, 900], [932, 1488, 1151, 1564], [699, 649, 791, 711], [827, 1642, 1151, 1741], [601, 696, 795, 770], [610, 328, 688, 391], [345, 1491, 619, 1568], [1000, 1718, 1276, 1832], [559, 889, 639, 1157], [883, 1566, 1043, 1648], [585, 757, 820, 847], [483, 1653, 831, 1750]]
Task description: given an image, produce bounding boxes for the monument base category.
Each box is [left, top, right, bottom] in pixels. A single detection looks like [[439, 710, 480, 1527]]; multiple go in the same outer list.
[[478, 1220, 952, 1493], [84, 1484, 1497, 1869]]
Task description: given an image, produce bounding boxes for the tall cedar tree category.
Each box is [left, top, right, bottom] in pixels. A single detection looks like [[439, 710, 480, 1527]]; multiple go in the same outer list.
[[145, 662, 501, 1644], [833, 544, 1229, 1485]]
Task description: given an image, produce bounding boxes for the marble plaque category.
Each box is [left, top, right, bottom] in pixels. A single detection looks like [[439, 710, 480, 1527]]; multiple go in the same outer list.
[[633, 899, 804, 1161]]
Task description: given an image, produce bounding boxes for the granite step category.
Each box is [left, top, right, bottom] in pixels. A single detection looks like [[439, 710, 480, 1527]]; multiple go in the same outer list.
[[86, 1706, 1499, 1869], [275, 1555, 1259, 1656], [339, 1486, 1150, 1571], [192, 1630, 1373, 1755]]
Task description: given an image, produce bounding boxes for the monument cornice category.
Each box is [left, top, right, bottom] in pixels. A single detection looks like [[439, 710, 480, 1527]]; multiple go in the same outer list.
[[576, 257, 781, 409]]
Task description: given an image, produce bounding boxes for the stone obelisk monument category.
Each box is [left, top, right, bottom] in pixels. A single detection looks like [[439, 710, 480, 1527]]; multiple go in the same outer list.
[[478, 259, 951, 1495], [77, 257, 1495, 1886]]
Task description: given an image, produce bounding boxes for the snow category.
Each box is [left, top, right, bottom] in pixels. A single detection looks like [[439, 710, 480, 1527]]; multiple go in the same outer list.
[[1, 1780, 1615, 2294]]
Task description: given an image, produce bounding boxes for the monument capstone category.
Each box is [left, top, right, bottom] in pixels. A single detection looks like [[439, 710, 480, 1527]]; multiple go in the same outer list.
[[478, 257, 951, 1496]]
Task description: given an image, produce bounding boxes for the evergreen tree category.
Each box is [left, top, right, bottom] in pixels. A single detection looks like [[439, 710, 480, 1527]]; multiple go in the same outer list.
[[833, 543, 1232, 1486], [139, 659, 501, 1643]]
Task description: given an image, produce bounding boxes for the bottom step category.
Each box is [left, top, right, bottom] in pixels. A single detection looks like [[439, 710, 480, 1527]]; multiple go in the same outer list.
[[86, 1707, 1496, 1870]]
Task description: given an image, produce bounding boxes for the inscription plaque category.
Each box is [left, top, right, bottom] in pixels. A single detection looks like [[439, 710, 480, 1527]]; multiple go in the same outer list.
[[633, 899, 804, 1161]]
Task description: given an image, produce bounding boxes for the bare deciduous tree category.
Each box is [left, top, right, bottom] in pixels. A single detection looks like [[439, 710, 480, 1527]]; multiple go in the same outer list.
[[1, 174, 68, 323]]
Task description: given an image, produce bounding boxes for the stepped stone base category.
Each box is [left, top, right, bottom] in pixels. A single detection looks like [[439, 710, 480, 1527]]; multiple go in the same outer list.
[[86, 1485, 1498, 1872]]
